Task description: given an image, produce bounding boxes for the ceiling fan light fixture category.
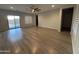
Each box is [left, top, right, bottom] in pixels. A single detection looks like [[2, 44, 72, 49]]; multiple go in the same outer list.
[[32, 9, 35, 13]]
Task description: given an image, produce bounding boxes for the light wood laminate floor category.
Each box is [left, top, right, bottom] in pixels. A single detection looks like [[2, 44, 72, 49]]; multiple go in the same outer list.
[[0, 27, 72, 54]]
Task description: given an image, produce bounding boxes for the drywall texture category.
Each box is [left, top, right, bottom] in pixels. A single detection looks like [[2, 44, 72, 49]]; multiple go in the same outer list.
[[38, 9, 62, 31]]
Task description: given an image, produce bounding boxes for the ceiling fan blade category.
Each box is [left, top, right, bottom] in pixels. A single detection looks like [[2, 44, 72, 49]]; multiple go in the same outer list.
[[25, 5, 41, 13]]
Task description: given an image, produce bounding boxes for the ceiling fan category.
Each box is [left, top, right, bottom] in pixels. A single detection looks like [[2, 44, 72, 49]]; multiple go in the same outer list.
[[25, 5, 41, 13], [31, 7, 41, 13]]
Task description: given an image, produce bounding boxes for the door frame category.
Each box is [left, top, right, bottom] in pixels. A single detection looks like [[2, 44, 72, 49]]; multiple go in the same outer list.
[[60, 7, 74, 32]]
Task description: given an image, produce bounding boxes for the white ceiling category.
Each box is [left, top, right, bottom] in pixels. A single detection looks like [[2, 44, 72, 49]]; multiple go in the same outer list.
[[0, 4, 74, 14]]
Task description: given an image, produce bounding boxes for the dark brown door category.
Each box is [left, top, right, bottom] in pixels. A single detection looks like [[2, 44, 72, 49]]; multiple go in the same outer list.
[[36, 15, 38, 27], [61, 7, 73, 32]]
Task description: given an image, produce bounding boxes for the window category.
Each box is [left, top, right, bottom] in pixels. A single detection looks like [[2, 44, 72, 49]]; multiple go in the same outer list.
[[25, 16, 32, 24]]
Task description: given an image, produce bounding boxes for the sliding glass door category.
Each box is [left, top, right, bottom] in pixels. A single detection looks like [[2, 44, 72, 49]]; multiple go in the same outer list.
[[14, 16, 20, 28], [7, 15, 20, 29], [7, 15, 15, 29]]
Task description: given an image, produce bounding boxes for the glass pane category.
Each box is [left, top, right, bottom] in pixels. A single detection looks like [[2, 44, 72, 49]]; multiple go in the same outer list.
[[15, 16, 20, 19], [14, 16, 20, 27], [7, 15, 15, 29], [7, 16, 14, 20]]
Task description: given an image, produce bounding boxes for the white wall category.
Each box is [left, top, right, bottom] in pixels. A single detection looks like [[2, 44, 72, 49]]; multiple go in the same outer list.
[[38, 9, 62, 31], [71, 4, 79, 54], [32, 14, 36, 26]]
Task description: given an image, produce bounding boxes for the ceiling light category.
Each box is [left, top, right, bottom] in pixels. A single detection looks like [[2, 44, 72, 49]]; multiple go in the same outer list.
[[51, 5, 55, 8], [10, 6, 14, 9]]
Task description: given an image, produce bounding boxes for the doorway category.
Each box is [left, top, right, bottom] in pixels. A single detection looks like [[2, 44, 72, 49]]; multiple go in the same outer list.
[[61, 7, 73, 32], [36, 15, 38, 27], [7, 15, 20, 29]]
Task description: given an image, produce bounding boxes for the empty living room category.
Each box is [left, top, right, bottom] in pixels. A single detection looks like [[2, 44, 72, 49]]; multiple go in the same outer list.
[[0, 4, 79, 54]]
